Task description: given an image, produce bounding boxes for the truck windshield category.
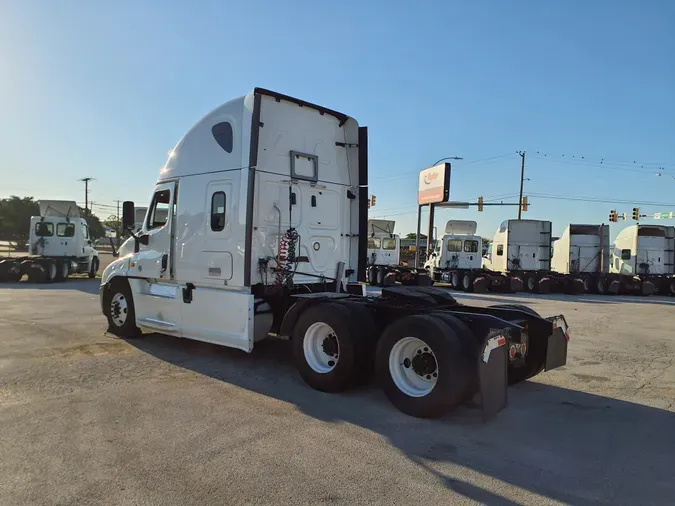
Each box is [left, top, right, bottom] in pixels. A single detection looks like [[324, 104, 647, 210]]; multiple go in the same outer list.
[[367, 238, 381, 249], [56, 223, 75, 237], [464, 240, 478, 253], [35, 222, 54, 237], [382, 238, 396, 250], [447, 239, 462, 252]]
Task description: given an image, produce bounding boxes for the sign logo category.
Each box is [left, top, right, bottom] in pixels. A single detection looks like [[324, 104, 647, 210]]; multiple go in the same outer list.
[[418, 163, 450, 205]]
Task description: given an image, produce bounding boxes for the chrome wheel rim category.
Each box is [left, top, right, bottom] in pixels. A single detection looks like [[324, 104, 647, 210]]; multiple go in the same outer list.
[[110, 293, 128, 327], [389, 337, 438, 397]]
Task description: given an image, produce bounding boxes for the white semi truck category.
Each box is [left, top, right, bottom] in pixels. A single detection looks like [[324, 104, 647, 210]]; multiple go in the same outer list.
[[0, 200, 100, 283], [99, 88, 569, 419], [365, 219, 430, 286], [482, 219, 585, 294], [424, 220, 518, 293], [609, 224, 675, 295]]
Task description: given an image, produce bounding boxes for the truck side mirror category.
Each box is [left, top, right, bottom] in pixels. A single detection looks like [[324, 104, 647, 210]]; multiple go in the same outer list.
[[122, 201, 135, 230]]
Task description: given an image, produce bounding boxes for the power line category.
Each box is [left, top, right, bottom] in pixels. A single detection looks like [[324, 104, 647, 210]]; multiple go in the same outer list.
[[528, 192, 675, 207], [529, 153, 674, 176], [531, 151, 674, 169]]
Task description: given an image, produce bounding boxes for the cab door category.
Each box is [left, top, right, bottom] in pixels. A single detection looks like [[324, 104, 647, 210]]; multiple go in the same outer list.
[[129, 182, 181, 334]]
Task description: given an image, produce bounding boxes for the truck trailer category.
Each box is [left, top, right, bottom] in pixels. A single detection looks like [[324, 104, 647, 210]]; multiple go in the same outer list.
[[424, 220, 520, 293], [0, 200, 100, 283], [366, 219, 430, 286], [99, 88, 569, 419]]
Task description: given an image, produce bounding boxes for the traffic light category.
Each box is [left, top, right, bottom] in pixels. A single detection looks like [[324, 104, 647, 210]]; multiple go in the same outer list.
[[520, 196, 528, 212], [370, 195, 376, 207], [609, 210, 617, 222], [632, 207, 639, 220], [477, 196, 484, 212]]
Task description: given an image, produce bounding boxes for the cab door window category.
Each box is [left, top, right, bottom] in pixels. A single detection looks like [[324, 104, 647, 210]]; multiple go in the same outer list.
[[147, 190, 171, 230]]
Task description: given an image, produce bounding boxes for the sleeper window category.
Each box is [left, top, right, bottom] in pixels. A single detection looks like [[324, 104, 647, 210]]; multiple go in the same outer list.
[[497, 245, 504, 256], [464, 240, 478, 253], [447, 239, 462, 252], [56, 223, 75, 237], [35, 222, 54, 237], [621, 249, 631, 260], [382, 238, 396, 250], [211, 192, 226, 231]]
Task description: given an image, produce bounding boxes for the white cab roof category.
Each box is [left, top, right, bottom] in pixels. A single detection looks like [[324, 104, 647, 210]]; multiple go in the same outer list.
[[444, 220, 477, 235], [368, 219, 396, 235], [38, 200, 80, 218]]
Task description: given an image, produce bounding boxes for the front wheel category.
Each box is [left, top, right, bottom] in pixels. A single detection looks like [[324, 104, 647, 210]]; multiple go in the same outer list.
[[88, 257, 99, 279], [104, 281, 141, 338]]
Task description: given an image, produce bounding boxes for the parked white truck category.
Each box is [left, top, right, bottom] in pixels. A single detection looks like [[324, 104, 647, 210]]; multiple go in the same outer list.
[[610, 224, 675, 295], [99, 88, 569, 419], [0, 200, 100, 283], [365, 219, 429, 286], [482, 219, 585, 294], [424, 220, 519, 293]]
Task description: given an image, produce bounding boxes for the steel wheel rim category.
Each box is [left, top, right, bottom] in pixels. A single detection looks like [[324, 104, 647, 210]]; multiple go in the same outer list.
[[463, 275, 471, 289], [452, 273, 459, 287], [62, 262, 69, 278], [528, 277, 535, 290], [303, 322, 339, 373], [389, 336, 438, 397], [48, 263, 57, 280], [110, 293, 128, 327]]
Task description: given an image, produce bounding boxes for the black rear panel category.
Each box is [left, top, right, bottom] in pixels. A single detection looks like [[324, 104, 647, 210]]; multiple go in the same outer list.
[[357, 126, 368, 282]]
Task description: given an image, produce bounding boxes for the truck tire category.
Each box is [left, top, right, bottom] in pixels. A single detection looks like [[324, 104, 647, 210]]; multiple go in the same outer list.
[[461, 273, 474, 293], [88, 257, 99, 279], [450, 271, 460, 290], [376, 266, 386, 286], [524, 275, 536, 293], [367, 266, 377, 286], [376, 314, 471, 418], [594, 277, 607, 295], [640, 280, 655, 296], [44, 260, 57, 283], [25, 262, 46, 283], [669, 280, 675, 296], [104, 280, 141, 338], [607, 279, 620, 295], [429, 313, 480, 402], [293, 302, 364, 393], [337, 301, 379, 384], [54, 259, 69, 282]]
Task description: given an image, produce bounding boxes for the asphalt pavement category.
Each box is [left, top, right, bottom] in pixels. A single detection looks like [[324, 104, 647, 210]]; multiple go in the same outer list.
[[1, 280, 674, 505]]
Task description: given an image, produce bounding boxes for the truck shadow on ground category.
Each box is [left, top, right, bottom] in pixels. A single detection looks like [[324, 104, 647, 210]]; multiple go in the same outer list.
[[128, 334, 675, 506], [0, 278, 100, 295]]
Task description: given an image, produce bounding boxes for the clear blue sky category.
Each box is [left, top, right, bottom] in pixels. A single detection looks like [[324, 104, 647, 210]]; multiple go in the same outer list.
[[1, 0, 674, 240]]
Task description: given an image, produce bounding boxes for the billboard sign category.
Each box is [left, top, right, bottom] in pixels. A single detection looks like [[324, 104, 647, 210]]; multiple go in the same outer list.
[[418, 163, 451, 205]]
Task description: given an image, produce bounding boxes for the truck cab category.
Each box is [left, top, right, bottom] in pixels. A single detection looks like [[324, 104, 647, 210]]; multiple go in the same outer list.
[[482, 219, 552, 273], [366, 219, 400, 267], [424, 220, 481, 278], [101, 88, 363, 351], [611, 224, 675, 276]]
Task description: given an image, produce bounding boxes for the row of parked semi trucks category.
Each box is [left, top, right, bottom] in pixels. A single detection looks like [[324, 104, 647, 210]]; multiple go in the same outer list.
[[366, 218, 675, 296]]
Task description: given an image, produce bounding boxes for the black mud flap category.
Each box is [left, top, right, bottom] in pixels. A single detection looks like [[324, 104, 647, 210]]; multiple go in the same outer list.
[[478, 332, 509, 421], [544, 315, 569, 372]]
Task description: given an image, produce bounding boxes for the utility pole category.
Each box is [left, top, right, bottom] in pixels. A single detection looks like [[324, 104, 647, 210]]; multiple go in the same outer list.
[[79, 177, 94, 212], [517, 151, 526, 220], [115, 200, 121, 238]]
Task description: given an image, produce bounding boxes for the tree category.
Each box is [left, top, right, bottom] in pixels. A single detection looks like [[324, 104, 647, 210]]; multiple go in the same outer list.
[[405, 232, 427, 240], [79, 207, 106, 240], [103, 215, 121, 237], [0, 196, 40, 248]]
